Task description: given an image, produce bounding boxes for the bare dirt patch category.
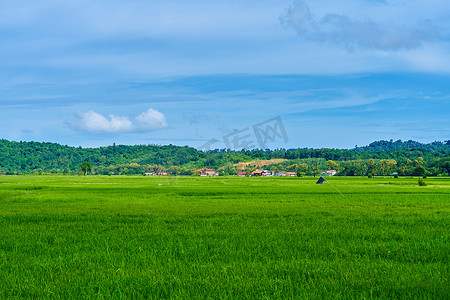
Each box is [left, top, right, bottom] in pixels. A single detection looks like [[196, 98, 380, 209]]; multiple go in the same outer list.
[[234, 158, 287, 170]]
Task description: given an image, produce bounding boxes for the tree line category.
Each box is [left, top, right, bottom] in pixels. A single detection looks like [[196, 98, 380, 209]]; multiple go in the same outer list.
[[0, 139, 449, 176]]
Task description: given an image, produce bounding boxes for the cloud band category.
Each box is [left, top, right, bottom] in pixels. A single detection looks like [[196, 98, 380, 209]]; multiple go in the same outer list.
[[68, 108, 168, 133]]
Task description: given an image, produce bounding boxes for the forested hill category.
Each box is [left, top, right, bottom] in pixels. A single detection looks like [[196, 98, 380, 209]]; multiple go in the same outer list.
[[0, 139, 449, 175], [0, 139, 204, 174], [352, 140, 450, 152]]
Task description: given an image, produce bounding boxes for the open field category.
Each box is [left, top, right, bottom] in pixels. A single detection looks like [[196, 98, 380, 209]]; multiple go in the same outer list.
[[0, 175, 449, 299]]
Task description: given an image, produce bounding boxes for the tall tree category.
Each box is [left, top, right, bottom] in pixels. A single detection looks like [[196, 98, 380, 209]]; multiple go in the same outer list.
[[81, 162, 92, 175]]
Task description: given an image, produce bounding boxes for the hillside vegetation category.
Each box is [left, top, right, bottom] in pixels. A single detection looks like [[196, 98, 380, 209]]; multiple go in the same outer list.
[[0, 139, 449, 176]]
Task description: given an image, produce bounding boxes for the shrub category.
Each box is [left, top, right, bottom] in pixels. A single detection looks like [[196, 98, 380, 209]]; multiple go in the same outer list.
[[418, 178, 427, 186]]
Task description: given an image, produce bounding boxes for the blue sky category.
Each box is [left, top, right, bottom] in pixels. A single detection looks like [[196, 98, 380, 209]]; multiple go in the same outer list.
[[1, 0, 449, 149]]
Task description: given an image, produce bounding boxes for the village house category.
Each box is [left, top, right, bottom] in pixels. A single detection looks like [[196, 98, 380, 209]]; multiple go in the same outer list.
[[321, 170, 337, 176], [192, 169, 205, 176], [263, 170, 275, 176], [250, 169, 263, 176], [276, 171, 297, 176], [251, 169, 274, 176], [205, 169, 216, 176]]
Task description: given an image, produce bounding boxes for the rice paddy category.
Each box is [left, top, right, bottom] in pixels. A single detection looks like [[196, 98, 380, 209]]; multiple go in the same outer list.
[[0, 175, 448, 299]]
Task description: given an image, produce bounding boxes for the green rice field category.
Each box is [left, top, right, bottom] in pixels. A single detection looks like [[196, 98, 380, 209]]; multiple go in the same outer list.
[[0, 175, 449, 299]]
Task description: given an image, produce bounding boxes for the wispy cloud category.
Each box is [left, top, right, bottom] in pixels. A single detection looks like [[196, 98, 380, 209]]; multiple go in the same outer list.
[[182, 112, 211, 125], [280, 0, 441, 51], [67, 108, 168, 133]]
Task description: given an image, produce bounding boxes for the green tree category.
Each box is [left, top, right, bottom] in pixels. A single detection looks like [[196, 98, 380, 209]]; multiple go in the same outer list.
[[412, 166, 426, 178], [296, 163, 308, 176], [415, 157, 425, 167], [437, 158, 450, 175], [327, 160, 339, 170], [367, 159, 376, 176], [81, 162, 92, 175], [310, 162, 319, 177], [377, 159, 397, 175]]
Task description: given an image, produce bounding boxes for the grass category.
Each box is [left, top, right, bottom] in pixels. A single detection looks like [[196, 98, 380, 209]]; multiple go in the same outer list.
[[0, 175, 449, 299]]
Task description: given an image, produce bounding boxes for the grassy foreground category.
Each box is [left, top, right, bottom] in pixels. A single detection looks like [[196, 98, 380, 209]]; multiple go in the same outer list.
[[0, 175, 448, 299]]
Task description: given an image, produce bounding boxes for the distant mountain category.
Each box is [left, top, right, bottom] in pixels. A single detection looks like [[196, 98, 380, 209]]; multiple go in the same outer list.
[[352, 140, 450, 152]]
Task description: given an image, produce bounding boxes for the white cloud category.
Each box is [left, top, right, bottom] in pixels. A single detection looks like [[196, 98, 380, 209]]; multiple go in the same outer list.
[[280, 0, 442, 51], [68, 108, 167, 133], [135, 108, 168, 130], [69, 111, 133, 133]]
